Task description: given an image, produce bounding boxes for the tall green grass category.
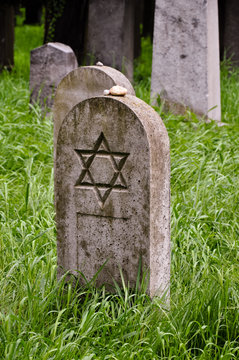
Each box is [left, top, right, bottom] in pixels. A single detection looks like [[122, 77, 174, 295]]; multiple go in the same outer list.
[[0, 25, 238, 359]]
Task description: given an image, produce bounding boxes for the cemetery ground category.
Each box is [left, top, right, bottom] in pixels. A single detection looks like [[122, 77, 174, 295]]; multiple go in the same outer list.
[[0, 24, 238, 360]]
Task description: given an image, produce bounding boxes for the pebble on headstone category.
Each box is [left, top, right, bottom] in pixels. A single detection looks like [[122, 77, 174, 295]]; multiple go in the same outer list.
[[107, 85, 128, 96], [55, 95, 170, 298], [151, 0, 221, 122], [53, 65, 135, 154], [30, 42, 78, 109], [86, 0, 135, 81]]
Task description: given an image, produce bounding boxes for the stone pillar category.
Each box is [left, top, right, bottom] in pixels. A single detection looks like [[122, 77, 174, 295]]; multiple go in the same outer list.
[[30, 42, 78, 109], [86, 0, 135, 81], [55, 94, 170, 297], [151, 0, 221, 122]]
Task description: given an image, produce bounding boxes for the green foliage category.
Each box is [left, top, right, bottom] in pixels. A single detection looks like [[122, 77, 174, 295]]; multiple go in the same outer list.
[[220, 60, 239, 124], [0, 29, 238, 359], [14, 24, 44, 80], [134, 37, 152, 104]]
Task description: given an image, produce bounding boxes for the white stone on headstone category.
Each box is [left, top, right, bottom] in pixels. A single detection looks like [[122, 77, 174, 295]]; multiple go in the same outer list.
[[55, 95, 170, 298], [151, 0, 221, 122], [30, 42, 78, 109]]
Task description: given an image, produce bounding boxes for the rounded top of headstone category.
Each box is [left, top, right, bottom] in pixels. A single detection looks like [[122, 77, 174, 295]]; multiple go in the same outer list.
[[31, 42, 75, 55], [48, 42, 74, 53], [58, 95, 169, 156], [54, 65, 135, 151], [106, 95, 169, 144]]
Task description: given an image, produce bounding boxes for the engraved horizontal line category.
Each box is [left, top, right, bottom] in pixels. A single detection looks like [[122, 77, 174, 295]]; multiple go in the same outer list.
[[75, 183, 127, 189], [77, 212, 130, 220], [74, 185, 128, 191], [74, 150, 129, 156]]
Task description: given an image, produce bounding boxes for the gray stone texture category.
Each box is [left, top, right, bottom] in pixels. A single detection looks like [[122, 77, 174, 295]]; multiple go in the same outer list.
[[53, 65, 135, 153], [30, 42, 78, 109], [55, 95, 170, 297], [86, 0, 135, 81], [222, 0, 239, 65], [151, 0, 221, 122]]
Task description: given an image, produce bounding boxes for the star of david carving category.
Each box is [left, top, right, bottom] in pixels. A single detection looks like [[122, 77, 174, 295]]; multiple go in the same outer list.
[[74, 132, 129, 207]]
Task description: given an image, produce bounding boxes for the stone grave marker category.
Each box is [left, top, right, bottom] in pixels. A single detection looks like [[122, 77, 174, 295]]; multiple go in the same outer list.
[[53, 65, 135, 154], [30, 42, 78, 109], [151, 0, 221, 122], [86, 0, 135, 81], [55, 94, 170, 297]]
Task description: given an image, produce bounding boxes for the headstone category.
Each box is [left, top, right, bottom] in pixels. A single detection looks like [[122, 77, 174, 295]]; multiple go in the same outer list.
[[55, 95, 170, 297], [151, 0, 221, 122], [54, 65, 135, 153], [86, 0, 135, 81], [220, 0, 239, 65], [30, 42, 78, 109]]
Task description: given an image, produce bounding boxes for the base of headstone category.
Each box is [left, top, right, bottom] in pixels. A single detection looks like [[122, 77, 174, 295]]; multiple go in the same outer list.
[[155, 98, 221, 122]]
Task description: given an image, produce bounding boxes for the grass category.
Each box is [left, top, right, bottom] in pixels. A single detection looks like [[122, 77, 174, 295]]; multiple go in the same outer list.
[[0, 24, 238, 359]]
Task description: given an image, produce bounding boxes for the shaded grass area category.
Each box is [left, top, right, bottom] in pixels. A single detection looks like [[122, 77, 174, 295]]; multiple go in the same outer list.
[[0, 26, 238, 359]]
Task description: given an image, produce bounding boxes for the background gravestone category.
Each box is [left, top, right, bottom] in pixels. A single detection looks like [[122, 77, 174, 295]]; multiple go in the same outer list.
[[53, 65, 135, 154], [30, 42, 78, 109], [151, 0, 221, 122], [219, 0, 239, 65], [55, 95, 170, 297], [86, 0, 135, 81]]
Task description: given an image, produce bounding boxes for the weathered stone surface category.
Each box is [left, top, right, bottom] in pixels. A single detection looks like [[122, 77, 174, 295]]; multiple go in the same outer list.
[[55, 95, 170, 297], [30, 42, 78, 109], [86, 0, 135, 81], [53, 65, 135, 153], [151, 0, 221, 122]]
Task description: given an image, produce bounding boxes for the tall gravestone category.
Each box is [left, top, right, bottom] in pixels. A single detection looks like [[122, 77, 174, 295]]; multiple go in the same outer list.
[[151, 0, 221, 122], [30, 42, 78, 109], [55, 94, 170, 297], [86, 0, 135, 81], [54, 65, 135, 154]]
